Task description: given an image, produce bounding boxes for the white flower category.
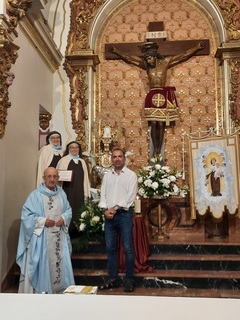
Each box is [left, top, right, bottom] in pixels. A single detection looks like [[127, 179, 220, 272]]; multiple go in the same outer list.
[[79, 223, 86, 231], [152, 182, 159, 190], [169, 175, 176, 182], [150, 157, 158, 164], [138, 176, 143, 183], [151, 154, 163, 163], [173, 184, 179, 194], [144, 179, 152, 187], [76, 196, 105, 239], [180, 189, 187, 197], [92, 216, 100, 222], [138, 161, 188, 198], [160, 178, 170, 187], [138, 188, 145, 196], [162, 166, 170, 173], [143, 166, 151, 171], [164, 190, 171, 197], [176, 171, 182, 178], [81, 211, 88, 218]]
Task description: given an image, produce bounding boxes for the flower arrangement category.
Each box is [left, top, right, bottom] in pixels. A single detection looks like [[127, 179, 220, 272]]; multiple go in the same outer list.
[[72, 191, 105, 252], [77, 197, 104, 239], [138, 156, 189, 198]]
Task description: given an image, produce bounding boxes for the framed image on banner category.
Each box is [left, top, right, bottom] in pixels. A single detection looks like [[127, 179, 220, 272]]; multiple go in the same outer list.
[[188, 133, 240, 219]]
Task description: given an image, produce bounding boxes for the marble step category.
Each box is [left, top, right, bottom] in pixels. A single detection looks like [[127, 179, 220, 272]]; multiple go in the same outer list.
[[73, 253, 240, 261], [148, 254, 240, 261], [73, 268, 240, 279], [150, 244, 240, 255], [85, 241, 240, 255], [71, 253, 240, 271], [73, 268, 240, 290]]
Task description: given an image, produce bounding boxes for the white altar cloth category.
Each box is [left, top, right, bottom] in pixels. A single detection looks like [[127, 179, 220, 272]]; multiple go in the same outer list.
[[0, 293, 239, 320]]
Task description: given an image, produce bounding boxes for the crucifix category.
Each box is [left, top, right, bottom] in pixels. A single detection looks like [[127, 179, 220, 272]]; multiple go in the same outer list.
[[105, 22, 210, 159]]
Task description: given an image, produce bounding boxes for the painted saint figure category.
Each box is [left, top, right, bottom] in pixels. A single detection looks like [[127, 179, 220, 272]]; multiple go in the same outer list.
[[206, 158, 224, 196]]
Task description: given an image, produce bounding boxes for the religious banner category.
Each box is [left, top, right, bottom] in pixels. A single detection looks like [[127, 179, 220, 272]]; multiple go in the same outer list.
[[188, 133, 240, 219]]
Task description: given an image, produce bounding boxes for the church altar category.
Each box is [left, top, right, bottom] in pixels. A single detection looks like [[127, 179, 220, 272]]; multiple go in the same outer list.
[[1, 293, 239, 320], [141, 196, 236, 240]]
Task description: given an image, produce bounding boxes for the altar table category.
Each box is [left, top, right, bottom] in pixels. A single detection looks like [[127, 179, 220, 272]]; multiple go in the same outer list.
[[1, 294, 239, 320]]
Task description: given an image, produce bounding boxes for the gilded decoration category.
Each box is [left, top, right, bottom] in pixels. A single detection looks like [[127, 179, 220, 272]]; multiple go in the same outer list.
[[214, 2, 240, 124], [64, 0, 240, 175], [6, 0, 32, 31], [76, 121, 87, 151], [0, 18, 19, 138], [0, 0, 33, 138], [214, 1, 240, 126], [39, 113, 52, 131], [229, 59, 240, 125], [215, 0, 240, 41], [64, 0, 105, 150], [97, 0, 218, 174]]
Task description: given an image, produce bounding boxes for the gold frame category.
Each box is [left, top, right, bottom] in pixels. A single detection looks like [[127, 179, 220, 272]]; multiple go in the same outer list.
[[188, 133, 240, 219]]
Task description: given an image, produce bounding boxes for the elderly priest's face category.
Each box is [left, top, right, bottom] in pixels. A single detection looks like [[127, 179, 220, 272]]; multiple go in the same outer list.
[[43, 167, 59, 191]]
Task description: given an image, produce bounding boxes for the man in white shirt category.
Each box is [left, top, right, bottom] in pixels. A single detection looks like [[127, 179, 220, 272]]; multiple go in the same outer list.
[[99, 147, 138, 292]]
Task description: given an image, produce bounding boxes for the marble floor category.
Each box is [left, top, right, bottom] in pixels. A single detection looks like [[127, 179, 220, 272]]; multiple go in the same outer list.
[[5, 284, 240, 298], [97, 287, 240, 298]]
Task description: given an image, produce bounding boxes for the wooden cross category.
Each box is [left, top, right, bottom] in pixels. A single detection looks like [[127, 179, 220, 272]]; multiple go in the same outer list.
[[104, 22, 210, 158], [105, 21, 209, 59]]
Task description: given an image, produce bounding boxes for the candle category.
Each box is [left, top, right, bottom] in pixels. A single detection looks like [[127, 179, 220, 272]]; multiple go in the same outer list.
[[134, 196, 141, 214], [103, 126, 111, 138]]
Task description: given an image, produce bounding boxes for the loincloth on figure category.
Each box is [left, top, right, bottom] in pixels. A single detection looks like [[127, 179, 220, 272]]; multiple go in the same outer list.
[[144, 87, 179, 125]]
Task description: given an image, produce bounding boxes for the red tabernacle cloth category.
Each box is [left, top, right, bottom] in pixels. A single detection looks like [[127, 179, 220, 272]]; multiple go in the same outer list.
[[118, 215, 154, 273]]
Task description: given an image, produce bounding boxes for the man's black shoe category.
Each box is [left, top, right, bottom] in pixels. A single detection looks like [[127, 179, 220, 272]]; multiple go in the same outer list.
[[99, 279, 119, 290], [124, 279, 134, 292]]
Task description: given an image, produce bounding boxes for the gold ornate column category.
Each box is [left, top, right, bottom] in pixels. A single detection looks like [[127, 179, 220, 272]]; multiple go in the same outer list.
[[64, 0, 105, 151], [214, 0, 240, 126], [215, 47, 240, 126], [0, 0, 33, 138], [0, 18, 19, 138]]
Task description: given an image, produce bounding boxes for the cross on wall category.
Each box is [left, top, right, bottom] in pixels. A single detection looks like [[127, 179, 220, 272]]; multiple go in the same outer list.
[[105, 21, 209, 60]]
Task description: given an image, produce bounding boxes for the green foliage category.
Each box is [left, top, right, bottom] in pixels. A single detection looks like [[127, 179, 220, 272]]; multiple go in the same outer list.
[[77, 199, 105, 237], [72, 196, 105, 252]]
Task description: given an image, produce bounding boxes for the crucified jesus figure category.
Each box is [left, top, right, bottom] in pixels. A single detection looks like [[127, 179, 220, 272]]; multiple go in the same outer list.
[[109, 40, 205, 158]]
